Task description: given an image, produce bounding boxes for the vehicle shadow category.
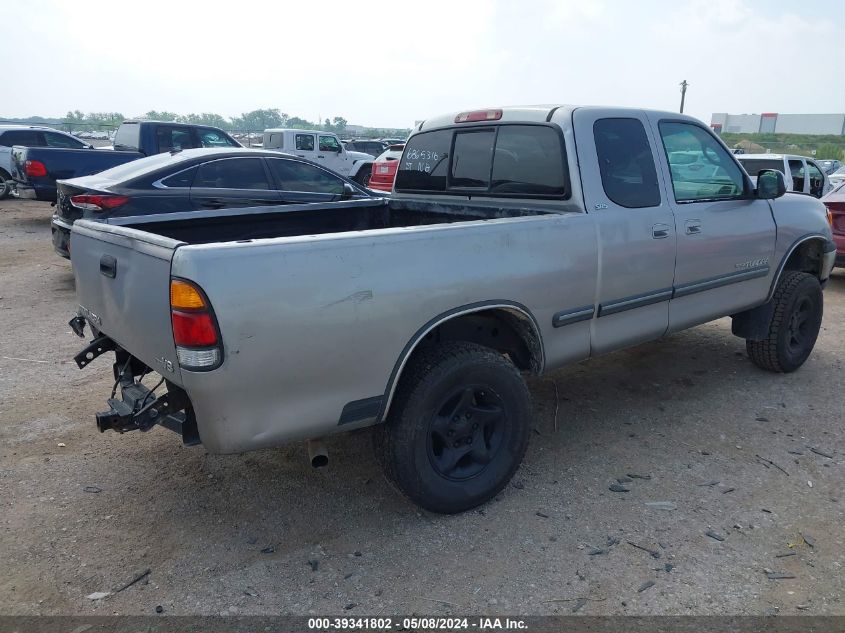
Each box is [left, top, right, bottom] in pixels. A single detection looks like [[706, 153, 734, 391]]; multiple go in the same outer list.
[[98, 314, 837, 556]]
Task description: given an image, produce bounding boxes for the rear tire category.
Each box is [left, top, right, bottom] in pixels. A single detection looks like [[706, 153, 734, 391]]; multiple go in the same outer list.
[[354, 166, 372, 188], [746, 271, 823, 373], [0, 170, 11, 200], [374, 341, 531, 514]]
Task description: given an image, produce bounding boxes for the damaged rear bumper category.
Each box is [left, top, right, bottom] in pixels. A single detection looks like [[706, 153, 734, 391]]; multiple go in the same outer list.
[[72, 326, 200, 446]]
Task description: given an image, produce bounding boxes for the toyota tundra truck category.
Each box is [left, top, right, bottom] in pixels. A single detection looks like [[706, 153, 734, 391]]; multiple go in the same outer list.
[[68, 106, 837, 514]]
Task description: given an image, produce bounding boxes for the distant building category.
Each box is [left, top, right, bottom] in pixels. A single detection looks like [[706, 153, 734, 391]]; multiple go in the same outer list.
[[711, 112, 845, 135], [343, 124, 366, 136]]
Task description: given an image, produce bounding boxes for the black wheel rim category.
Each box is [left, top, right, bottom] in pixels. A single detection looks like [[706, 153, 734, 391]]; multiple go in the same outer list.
[[786, 296, 813, 355], [427, 385, 506, 481], [0, 176, 8, 197]]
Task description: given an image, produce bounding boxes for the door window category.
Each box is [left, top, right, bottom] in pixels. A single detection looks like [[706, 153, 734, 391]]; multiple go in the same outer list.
[[43, 132, 86, 148], [0, 130, 43, 146], [267, 159, 344, 194], [806, 161, 825, 198], [593, 118, 660, 208], [318, 135, 341, 152], [197, 129, 238, 148], [194, 158, 270, 189], [295, 134, 315, 151], [156, 126, 198, 152], [658, 121, 745, 201], [788, 159, 805, 192]]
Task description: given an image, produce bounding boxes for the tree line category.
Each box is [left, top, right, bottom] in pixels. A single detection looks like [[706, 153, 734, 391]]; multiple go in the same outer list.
[[32, 108, 410, 137]]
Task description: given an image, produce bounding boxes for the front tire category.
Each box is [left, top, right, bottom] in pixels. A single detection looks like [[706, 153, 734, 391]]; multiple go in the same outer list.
[[374, 341, 531, 514], [746, 271, 823, 373]]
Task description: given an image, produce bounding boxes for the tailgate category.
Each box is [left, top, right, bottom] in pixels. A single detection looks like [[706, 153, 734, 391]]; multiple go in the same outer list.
[[70, 220, 187, 384], [10, 146, 28, 183]]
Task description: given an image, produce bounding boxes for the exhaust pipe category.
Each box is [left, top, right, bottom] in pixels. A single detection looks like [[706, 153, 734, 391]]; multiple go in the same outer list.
[[307, 439, 329, 469]]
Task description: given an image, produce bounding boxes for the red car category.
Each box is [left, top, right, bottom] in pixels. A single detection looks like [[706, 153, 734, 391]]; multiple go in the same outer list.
[[368, 144, 404, 193], [822, 182, 845, 267]]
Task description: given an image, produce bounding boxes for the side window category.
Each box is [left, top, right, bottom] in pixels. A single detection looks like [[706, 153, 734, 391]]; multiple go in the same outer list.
[[318, 135, 340, 152], [198, 129, 238, 148], [160, 166, 197, 188], [295, 134, 315, 151], [267, 159, 344, 194], [806, 161, 825, 198], [44, 132, 85, 149], [593, 118, 660, 208], [194, 158, 269, 190], [156, 126, 198, 153], [788, 159, 805, 192], [658, 121, 745, 202], [1, 130, 44, 146]]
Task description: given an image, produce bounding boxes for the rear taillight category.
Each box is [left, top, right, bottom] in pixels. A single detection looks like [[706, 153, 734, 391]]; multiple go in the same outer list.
[[825, 201, 845, 234], [170, 278, 223, 370], [24, 159, 47, 177], [69, 194, 130, 212]]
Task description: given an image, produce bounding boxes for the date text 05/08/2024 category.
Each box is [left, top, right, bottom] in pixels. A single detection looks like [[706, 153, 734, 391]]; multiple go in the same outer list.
[[307, 617, 528, 630]]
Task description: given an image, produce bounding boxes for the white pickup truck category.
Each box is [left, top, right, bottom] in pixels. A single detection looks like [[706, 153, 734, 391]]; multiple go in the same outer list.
[[69, 105, 836, 514], [262, 129, 374, 187]]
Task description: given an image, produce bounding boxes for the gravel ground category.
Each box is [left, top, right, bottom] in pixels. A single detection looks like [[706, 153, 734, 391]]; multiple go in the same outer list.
[[0, 199, 843, 617]]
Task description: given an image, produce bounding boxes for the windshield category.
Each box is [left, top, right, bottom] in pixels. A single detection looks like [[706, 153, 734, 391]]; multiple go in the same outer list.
[[395, 124, 567, 197]]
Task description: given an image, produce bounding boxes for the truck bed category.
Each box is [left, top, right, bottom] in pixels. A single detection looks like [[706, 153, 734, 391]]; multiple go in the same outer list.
[[113, 199, 554, 245]]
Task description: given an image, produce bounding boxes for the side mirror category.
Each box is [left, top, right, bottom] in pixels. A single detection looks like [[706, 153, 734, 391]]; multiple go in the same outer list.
[[336, 145, 344, 153], [340, 183, 355, 200], [756, 169, 786, 199]]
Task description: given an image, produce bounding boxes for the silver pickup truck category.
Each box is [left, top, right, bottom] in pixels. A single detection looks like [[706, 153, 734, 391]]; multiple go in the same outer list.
[[69, 105, 837, 514]]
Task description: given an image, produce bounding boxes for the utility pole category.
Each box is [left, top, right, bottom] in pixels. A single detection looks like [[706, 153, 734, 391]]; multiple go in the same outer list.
[[679, 80, 689, 114]]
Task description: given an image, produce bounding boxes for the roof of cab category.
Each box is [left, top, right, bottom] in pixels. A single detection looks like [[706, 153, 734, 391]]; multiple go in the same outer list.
[[415, 105, 703, 133]]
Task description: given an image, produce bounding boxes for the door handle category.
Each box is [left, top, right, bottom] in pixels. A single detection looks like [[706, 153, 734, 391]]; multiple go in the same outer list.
[[99, 254, 116, 278], [652, 223, 670, 239], [317, 155, 325, 159], [685, 220, 702, 235]]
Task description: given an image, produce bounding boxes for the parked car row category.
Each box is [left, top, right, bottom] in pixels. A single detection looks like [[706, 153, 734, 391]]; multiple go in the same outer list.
[[51, 148, 374, 257], [369, 143, 405, 193], [736, 153, 833, 199], [6, 120, 240, 201], [0, 125, 93, 198]]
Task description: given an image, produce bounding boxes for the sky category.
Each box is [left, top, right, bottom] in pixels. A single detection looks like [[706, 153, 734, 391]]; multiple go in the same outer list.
[[3, 0, 844, 129]]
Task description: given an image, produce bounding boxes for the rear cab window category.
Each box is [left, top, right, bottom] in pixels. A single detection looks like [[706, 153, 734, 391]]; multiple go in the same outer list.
[[113, 123, 141, 151], [395, 124, 567, 198]]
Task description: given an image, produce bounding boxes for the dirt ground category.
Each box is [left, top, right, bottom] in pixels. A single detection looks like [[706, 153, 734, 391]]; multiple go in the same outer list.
[[0, 199, 843, 617]]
